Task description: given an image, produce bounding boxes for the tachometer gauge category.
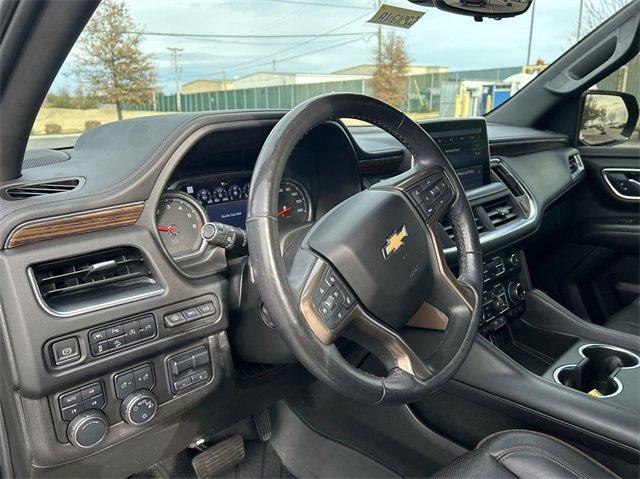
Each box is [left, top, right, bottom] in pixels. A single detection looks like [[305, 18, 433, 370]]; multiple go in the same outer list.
[[156, 192, 206, 260], [277, 180, 310, 224]]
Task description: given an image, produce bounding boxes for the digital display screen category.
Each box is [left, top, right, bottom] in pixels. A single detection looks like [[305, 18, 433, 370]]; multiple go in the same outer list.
[[182, 176, 251, 228], [422, 120, 490, 190], [206, 201, 247, 228]]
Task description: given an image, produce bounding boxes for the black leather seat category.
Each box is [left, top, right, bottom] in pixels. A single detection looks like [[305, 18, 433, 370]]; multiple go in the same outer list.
[[604, 298, 639, 335], [433, 430, 617, 478]]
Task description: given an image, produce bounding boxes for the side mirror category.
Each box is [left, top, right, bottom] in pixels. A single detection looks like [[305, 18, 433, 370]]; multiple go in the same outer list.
[[409, 0, 533, 20], [579, 91, 639, 147]]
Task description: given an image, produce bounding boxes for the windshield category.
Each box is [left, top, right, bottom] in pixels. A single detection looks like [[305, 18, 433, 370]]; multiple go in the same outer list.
[[29, 0, 630, 150]]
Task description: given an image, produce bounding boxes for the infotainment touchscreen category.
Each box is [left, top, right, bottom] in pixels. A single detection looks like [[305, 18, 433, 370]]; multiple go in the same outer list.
[[421, 119, 490, 190]]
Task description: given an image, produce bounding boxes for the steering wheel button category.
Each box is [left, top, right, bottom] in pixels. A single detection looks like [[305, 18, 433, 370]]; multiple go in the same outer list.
[[323, 269, 339, 287], [409, 187, 423, 204]]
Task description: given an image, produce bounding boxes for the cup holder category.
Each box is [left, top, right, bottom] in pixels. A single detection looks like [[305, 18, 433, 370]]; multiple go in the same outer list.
[[553, 344, 639, 398]]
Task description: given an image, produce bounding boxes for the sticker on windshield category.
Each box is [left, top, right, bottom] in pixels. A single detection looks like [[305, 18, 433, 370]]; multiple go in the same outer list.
[[367, 3, 425, 29]]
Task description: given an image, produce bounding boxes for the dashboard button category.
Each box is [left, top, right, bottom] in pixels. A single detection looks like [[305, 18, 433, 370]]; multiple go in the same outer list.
[[169, 353, 194, 376], [123, 320, 141, 344], [59, 390, 82, 408], [90, 340, 109, 356], [61, 403, 83, 422], [138, 316, 156, 339], [191, 370, 208, 383], [191, 347, 210, 367], [80, 383, 102, 400], [133, 365, 154, 390], [89, 329, 107, 343], [114, 372, 135, 400], [164, 311, 186, 328], [107, 336, 126, 351], [174, 377, 192, 392], [52, 338, 81, 366], [197, 302, 216, 317], [182, 307, 202, 322], [106, 324, 124, 338], [83, 394, 105, 410]]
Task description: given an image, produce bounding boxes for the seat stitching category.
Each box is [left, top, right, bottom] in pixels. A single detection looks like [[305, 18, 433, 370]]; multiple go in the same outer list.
[[496, 447, 587, 479]]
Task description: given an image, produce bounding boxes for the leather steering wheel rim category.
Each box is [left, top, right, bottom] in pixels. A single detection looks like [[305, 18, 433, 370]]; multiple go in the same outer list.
[[247, 93, 483, 404]]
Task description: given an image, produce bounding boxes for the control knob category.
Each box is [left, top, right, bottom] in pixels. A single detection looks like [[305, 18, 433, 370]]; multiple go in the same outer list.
[[508, 282, 526, 303], [506, 252, 521, 267], [121, 390, 158, 426], [67, 410, 108, 449]]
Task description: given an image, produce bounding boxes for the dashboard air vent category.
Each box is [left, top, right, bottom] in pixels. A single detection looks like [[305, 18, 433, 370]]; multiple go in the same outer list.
[[568, 153, 585, 178], [440, 211, 486, 242], [483, 197, 519, 228], [31, 247, 163, 316], [6, 178, 80, 199], [491, 162, 524, 196]]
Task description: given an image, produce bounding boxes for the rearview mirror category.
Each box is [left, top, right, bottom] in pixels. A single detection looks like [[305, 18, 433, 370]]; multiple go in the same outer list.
[[579, 91, 639, 147], [409, 0, 533, 20]]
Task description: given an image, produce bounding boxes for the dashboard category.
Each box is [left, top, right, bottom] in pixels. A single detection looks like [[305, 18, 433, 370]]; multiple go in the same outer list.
[[0, 109, 583, 477]]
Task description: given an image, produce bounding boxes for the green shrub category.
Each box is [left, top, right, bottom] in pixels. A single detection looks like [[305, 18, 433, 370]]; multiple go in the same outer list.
[[44, 122, 62, 134], [84, 120, 101, 130]]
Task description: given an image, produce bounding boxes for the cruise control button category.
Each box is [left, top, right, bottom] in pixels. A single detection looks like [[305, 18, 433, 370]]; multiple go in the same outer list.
[[59, 390, 82, 408], [133, 365, 154, 389], [197, 302, 216, 317], [163, 311, 186, 328], [90, 340, 109, 356], [138, 316, 156, 339], [52, 338, 81, 366], [312, 281, 329, 306], [409, 187, 423, 204], [123, 320, 141, 344], [182, 307, 202, 322], [89, 329, 107, 343], [114, 372, 135, 400], [81, 383, 102, 400]]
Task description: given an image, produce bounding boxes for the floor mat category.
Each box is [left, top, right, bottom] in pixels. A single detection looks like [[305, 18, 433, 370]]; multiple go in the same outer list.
[[132, 441, 294, 479]]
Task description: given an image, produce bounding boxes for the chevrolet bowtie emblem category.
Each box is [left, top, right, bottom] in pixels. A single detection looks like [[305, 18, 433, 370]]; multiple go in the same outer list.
[[382, 226, 408, 259]]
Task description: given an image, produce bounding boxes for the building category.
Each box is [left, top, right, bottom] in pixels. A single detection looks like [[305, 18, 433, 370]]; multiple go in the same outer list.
[[232, 72, 370, 90], [181, 79, 233, 94], [333, 64, 449, 76]]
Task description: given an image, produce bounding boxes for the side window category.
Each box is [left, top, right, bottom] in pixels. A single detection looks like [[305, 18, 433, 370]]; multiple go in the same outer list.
[[580, 55, 640, 147]]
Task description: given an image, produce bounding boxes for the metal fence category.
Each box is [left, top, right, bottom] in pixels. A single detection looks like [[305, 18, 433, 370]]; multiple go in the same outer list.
[[125, 66, 524, 114]]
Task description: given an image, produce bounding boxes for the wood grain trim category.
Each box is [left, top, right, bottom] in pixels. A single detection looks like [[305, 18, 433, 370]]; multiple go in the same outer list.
[[5, 203, 144, 248]]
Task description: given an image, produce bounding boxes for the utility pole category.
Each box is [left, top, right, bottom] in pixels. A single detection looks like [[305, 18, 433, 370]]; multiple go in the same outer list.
[[167, 47, 183, 112], [525, 0, 536, 66], [377, 0, 382, 64], [577, 0, 585, 41]]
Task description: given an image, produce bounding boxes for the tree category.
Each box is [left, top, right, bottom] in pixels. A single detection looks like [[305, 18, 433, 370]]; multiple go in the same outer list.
[[372, 32, 410, 109], [75, 0, 156, 120], [578, 0, 631, 39]]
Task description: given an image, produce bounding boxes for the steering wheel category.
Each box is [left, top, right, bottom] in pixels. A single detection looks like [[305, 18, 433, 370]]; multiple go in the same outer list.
[[247, 94, 482, 405]]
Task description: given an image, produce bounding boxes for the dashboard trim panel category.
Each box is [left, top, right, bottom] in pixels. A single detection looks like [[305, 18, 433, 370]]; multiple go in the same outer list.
[[5, 202, 144, 249]]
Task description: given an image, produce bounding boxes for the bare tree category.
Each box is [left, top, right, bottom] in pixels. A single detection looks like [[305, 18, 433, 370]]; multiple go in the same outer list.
[[578, 0, 631, 39], [75, 0, 156, 120], [372, 32, 410, 109]]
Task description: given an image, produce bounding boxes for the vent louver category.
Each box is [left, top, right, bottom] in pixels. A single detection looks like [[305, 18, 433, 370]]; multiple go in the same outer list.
[[441, 211, 486, 242], [6, 178, 80, 199], [31, 247, 163, 316], [483, 197, 519, 228], [568, 153, 584, 178]]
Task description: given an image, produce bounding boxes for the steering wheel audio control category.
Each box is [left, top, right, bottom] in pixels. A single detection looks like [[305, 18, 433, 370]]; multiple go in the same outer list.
[[311, 266, 357, 329], [67, 410, 108, 449], [404, 173, 453, 222], [121, 390, 157, 426]]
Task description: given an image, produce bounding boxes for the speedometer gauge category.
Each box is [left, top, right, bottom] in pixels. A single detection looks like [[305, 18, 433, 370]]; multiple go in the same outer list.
[[156, 192, 206, 260], [277, 180, 310, 224]]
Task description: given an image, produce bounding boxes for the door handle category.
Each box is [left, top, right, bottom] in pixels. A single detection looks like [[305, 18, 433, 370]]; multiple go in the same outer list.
[[602, 168, 640, 201]]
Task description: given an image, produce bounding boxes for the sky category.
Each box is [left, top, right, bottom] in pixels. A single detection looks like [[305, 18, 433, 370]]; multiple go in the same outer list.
[[52, 0, 623, 94]]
